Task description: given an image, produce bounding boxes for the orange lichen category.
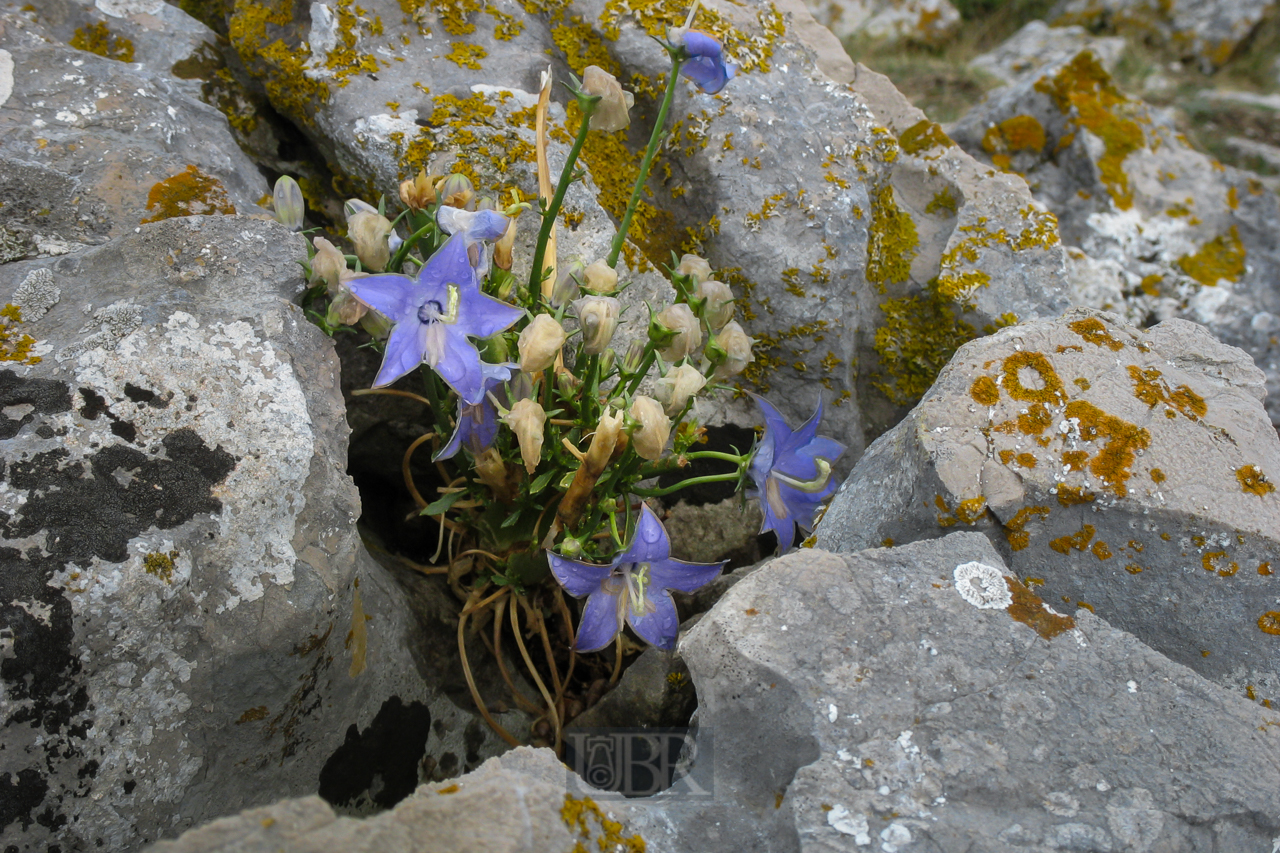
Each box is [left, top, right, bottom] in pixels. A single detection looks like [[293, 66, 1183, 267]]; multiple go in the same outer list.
[[1091, 540, 1112, 560], [0, 305, 42, 366], [561, 795, 646, 853], [141, 165, 236, 223], [1050, 524, 1095, 554], [1177, 226, 1245, 287], [1056, 485, 1094, 507], [1017, 403, 1053, 435], [1002, 352, 1065, 404], [1258, 612, 1280, 636], [1237, 465, 1275, 497], [1015, 453, 1038, 468], [1062, 450, 1089, 472], [981, 114, 1047, 171], [1127, 365, 1206, 420], [1150, 468, 1166, 483], [1125, 564, 1143, 574], [999, 449, 1015, 465], [1260, 562, 1273, 576], [936, 495, 987, 527], [970, 375, 1000, 406], [1004, 505, 1051, 551], [1201, 552, 1240, 577], [1063, 400, 1150, 497], [1069, 317, 1124, 351], [1005, 577, 1075, 639]]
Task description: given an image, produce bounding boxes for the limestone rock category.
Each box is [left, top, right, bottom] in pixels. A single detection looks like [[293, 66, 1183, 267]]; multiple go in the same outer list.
[[818, 308, 1280, 705], [0, 216, 505, 851], [950, 49, 1280, 426], [803, 0, 962, 46], [0, 3, 268, 255], [968, 20, 1126, 86]]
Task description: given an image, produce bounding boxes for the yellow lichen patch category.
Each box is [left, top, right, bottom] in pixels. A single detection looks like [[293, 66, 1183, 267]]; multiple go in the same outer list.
[[925, 188, 958, 216], [1236, 465, 1275, 496], [599, 0, 783, 76], [1050, 524, 1095, 554], [981, 114, 1046, 172], [1056, 485, 1094, 507], [321, 0, 381, 87], [143, 550, 179, 583], [999, 449, 1015, 465], [236, 706, 269, 723], [228, 0, 329, 129], [1074, 376, 1091, 391], [1139, 274, 1163, 296], [0, 305, 42, 366], [70, 21, 135, 62], [1150, 468, 1166, 483], [1258, 612, 1280, 636], [1004, 505, 1051, 551], [434, 0, 483, 34], [1260, 562, 1273, 576], [1017, 403, 1053, 435], [1034, 52, 1144, 209], [970, 375, 1000, 406], [873, 283, 978, 406], [562, 795, 646, 853], [897, 119, 954, 156], [1125, 564, 1143, 574], [1068, 317, 1124, 351], [1002, 352, 1065, 404], [1128, 365, 1206, 421], [1091, 540, 1112, 560], [445, 41, 487, 68], [141, 165, 236, 223], [865, 185, 918, 290], [1064, 400, 1150, 497], [1176, 226, 1245, 287], [1015, 453, 1038, 468], [1227, 186, 1239, 210], [1200, 551, 1240, 577], [1062, 450, 1089, 471], [1005, 577, 1075, 639], [936, 494, 987, 527]]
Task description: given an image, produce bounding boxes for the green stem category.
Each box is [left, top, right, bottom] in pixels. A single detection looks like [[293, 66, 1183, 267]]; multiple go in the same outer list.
[[606, 56, 685, 269], [623, 348, 658, 398], [420, 366, 453, 440], [684, 450, 747, 465], [388, 219, 438, 274], [528, 102, 598, 295], [632, 471, 739, 498]]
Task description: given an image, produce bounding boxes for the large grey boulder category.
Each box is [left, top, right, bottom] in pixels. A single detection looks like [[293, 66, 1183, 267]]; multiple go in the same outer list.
[[968, 20, 1126, 86], [803, 0, 961, 46], [949, 49, 1280, 427], [0, 216, 506, 851], [818, 307, 1280, 706]]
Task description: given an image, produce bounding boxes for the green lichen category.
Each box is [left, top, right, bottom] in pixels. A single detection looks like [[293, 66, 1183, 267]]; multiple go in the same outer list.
[[70, 21, 135, 62], [143, 550, 180, 583], [0, 305, 41, 365], [873, 281, 976, 406], [897, 119, 954, 156], [865, 185, 918, 291], [1176, 226, 1246, 286], [925, 188, 958, 216]]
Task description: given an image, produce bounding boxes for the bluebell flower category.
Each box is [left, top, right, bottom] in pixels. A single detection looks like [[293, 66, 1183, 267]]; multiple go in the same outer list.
[[549, 504, 723, 652], [437, 206, 511, 277], [749, 393, 846, 552], [345, 234, 523, 400], [435, 361, 518, 461], [671, 28, 736, 94]]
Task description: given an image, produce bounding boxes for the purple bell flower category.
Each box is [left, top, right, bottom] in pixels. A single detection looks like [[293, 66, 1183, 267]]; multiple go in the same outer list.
[[672, 28, 736, 94], [345, 233, 523, 401], [435, 361, 518, 461], [749, 393, 846, 552], [549, 504, 723, 652]]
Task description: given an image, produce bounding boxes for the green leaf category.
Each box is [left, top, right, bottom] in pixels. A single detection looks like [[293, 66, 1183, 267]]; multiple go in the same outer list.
[[421, 490, 464, 516], [529, 468, 556, 496], [500, 507, 525, 528]]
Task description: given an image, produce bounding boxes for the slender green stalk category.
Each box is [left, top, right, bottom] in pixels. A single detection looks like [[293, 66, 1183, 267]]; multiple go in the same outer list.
[[420, 366, 453, 439], [623, 348, 658, 397], [632, 471, 739, 498], [528, 101, 598, 295], [606, 56, 685, 269], [387, 219, 438, 274], [684, 450, 748, 465]]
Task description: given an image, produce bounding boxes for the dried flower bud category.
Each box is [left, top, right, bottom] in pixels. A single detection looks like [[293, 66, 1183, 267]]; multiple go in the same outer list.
[[712, 320, 754, 380], [654, 303, 702, 363], [494, 213, 520, 271], [573, 295, 621, 355], [347, 211, 395, 271], [620, 340, 646, 376], [655, 363, 707, 416], [325, 273, 369, 326], [696, 279, 735, 332], [628, 395, 670, 461], [399, 169, 440, 212], [503, 398, 546, 474], [584, 407, 624, 470], [344, 198, 378, 219], [437, 173, 475, 209], [582, 65, 634, 133], [675, 253, 712, 285], [474, 446, 510, 494], [582, 260, 618, 294], [310, 236, 348, 293], [272, 175, 304, 231], [551, 259, 583, 308], [518, 314, 567, 373]]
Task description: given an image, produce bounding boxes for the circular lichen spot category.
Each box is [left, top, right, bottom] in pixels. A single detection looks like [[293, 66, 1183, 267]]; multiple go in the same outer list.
[[1001, 352, 1064, 404], [970, 375, 999, 406], [1236, 464, 1275, 497], [1150, 468, 1166, 483], [1258, 611, 1280, 636]]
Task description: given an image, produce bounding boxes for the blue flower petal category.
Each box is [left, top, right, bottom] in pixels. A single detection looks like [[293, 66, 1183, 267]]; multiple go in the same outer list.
[[549, 552, 617, 599], [621, 504, 672, 565], [575, 589, 623, 652], [647, 557, 722, 594], [345, 273, 417, 318], [626, 589, 680, 651], [373, 320, 430, 388]]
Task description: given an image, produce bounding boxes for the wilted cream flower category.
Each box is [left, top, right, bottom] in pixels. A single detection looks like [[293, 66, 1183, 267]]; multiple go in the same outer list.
[[655, 363, 707, 416], [582, 65, 634, 133], [573, 295, 621, 355], [713, 320, 754, 380], [503, 398, 546, 474], [696, 279, 735, 332], [675, 253, 712, 285], [399, 169, 440, 212], [518, 314, 567, 373], [474, 447, 510, 495], [629, 395, 670, 461], [326, 271, 370, 326], [584, 407, 624, 470], [347, 211, 395, 271], [582, 260, 618, 294], [655, 303, 702, 363], [551, 260, 583, 308], [310, 236, 347, 293]]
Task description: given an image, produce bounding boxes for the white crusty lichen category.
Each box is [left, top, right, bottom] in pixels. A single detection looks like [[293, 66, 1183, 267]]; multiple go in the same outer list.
[[59, 301, 144, 360], [953, 561, 1012, 609], [12, 268, 60, 321]]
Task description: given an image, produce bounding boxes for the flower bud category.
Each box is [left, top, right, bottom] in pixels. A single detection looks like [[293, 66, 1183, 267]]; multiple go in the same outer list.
[[272, 175, 304, 231], [598, 348, 616, 376], [399, 169, 440, 212], [584, 407, 624, 470], [628, 395, 670, 461], [712, 320, 754, 380], [358, 302, 395, 340], [551, 259, 583, 308], [310, 236, 347, 293], [620, 340, 646, 376], [494, 214, 520, 271], [573, 295, 621, 355], [506, 370, 534, 403], [475, 195, 496, 211], [654, 303, 702, 363], [557, 369, 581, 397], [503, 398, 546, 474], [347, 211, 395, 271], [518, 314, 567, 373], [326, 273, 370, 326], [581, 65, 634, 133], [582, 259, 618, 294], [437, 173, 474, 209], [675, 253, 712, 285], [474, 446, 509, 494], [344, 198, 378, 219], [655, 363, 707, 416], [696, 279, 735, 331], [558, 535, 584, 559]]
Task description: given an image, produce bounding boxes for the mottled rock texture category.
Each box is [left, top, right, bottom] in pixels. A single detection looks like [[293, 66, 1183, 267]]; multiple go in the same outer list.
[[818, 308, 1280, 707], [803, 0, 961, 46], [968, 20, 1126, 86]]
